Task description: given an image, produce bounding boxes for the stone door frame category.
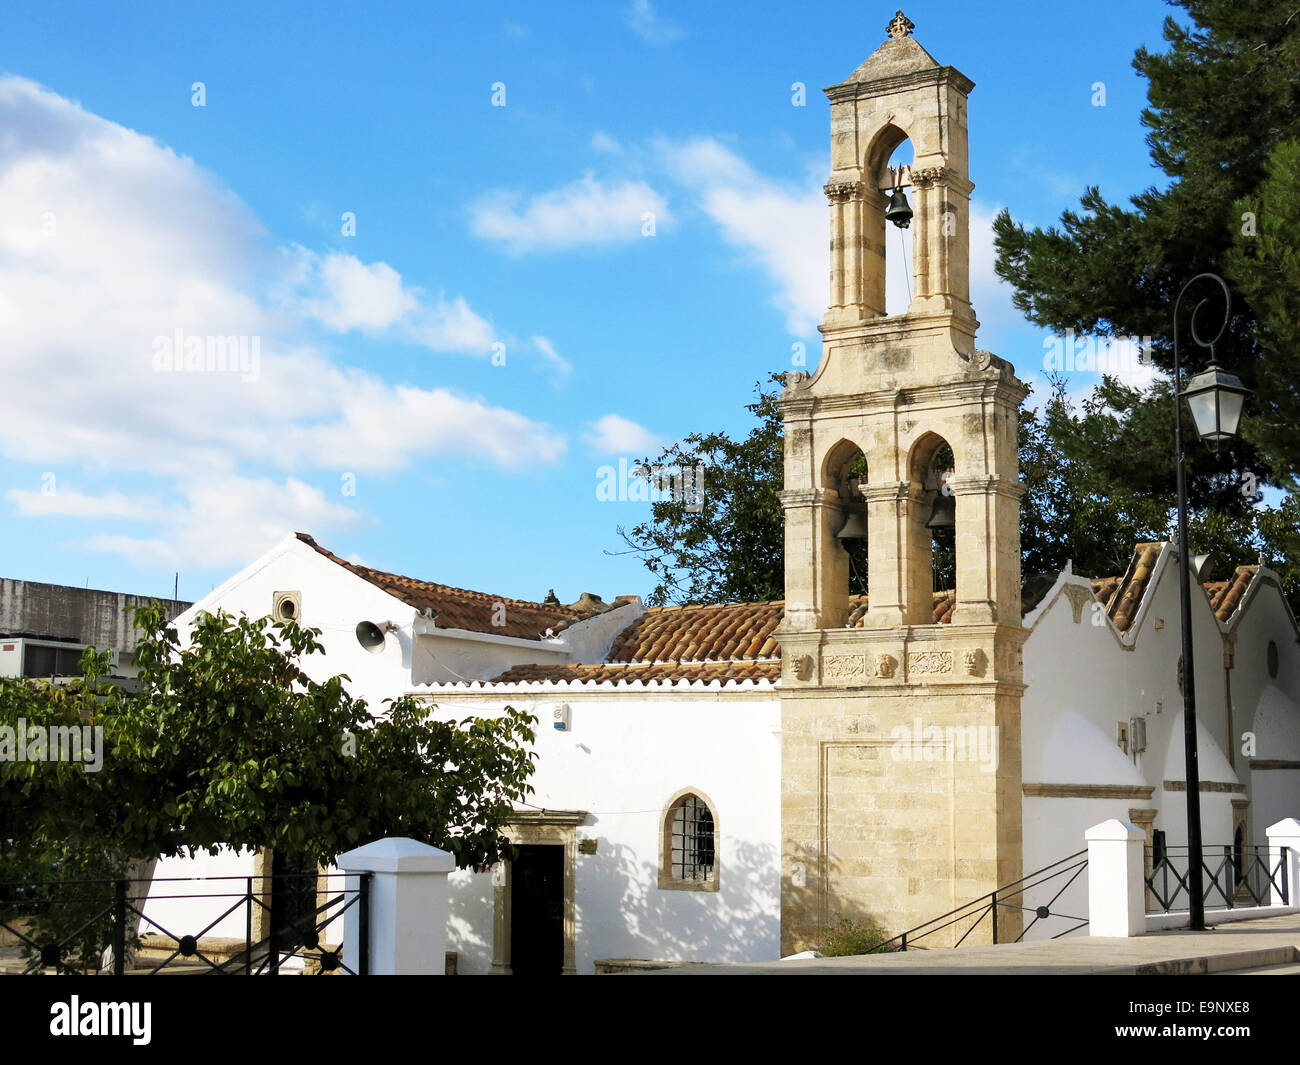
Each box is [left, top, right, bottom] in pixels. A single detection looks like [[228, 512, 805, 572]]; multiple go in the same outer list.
[[490, 809, 586, 975]]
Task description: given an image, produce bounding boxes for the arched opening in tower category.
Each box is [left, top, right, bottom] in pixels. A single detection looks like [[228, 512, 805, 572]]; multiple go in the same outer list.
[[823, 440, 869, 599], [883, 139, 914, 316], [910, 433, 957, 602]]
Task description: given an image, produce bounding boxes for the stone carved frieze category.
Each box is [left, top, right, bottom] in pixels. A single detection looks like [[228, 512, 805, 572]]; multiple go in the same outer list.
[[824, 654, 869, 679], [908, 649, 954, 675]]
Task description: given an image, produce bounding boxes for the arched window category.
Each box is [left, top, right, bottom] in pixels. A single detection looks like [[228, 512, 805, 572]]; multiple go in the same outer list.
[[659, 790, 719, 892]]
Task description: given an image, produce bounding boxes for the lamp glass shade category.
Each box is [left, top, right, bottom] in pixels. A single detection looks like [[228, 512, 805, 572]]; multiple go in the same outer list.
[[1181, 364, 1248, 446]]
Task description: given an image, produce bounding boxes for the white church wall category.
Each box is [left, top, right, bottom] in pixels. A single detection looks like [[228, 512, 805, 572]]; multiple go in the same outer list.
[[1021, 557, 1247, 934], [429, 690, 782, 974], [1220, 579, 1300, 845]]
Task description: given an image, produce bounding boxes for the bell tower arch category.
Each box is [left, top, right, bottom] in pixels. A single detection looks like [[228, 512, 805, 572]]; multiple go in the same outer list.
[[776, 11, 1030, 953]]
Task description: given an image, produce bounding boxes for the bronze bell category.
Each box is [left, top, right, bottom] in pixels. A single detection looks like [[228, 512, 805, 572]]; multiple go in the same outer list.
[[836, 511, 868, 541], [885, 187, 913, 229], [925, 493, 955, 529]]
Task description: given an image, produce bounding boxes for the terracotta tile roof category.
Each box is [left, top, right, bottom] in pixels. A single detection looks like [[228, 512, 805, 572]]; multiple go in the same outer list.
[[295, 533, 620, 641], [491, 660, 781, 685], [1204, 565, 1256, 622], [486, 593, 959, 685], [607, 601, 786, 663], [1094, 542, 1163, 631], [1086, 543, 1258, 631]]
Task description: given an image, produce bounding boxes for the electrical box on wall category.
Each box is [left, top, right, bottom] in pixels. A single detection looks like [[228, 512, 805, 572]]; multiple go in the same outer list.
[[578, 839, 597, 855], [1130, 716, 1147, 755], [553, 703, 570, 731]]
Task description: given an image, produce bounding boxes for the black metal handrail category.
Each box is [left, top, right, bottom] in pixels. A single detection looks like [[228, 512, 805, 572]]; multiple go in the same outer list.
[[861, 850, 1089, 953], [1146, 845, 1288, 914], [0, 870, 370, 975]]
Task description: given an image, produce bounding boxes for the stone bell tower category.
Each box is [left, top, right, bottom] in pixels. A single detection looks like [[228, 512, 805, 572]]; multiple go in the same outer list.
[[776, 11, 1030, 952]]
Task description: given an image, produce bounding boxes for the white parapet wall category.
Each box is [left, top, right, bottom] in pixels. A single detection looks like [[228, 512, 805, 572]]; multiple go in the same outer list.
[[1088, 816, 1300, 937]]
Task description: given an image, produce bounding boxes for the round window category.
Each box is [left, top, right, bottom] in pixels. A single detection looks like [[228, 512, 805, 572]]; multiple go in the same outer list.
[[1267, 640, 1279, 679]]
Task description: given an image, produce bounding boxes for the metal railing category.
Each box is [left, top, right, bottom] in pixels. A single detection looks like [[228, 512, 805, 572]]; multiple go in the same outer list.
[[0, 871, 369, 975], [864, 850, 1089, 953], [1146, 845, 1288, 914]]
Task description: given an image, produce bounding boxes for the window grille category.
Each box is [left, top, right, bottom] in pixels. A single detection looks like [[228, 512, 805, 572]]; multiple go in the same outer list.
[[671, 796, 715, 882]]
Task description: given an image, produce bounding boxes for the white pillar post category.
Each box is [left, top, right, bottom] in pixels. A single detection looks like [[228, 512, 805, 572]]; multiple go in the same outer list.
[[1086, 819, 1147, 937], [338, 837, 455, 975], [1266, 818, 1300, 908]]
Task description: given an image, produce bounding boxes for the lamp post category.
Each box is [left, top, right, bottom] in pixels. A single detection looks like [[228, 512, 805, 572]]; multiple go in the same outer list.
[[1172, 272, 1250, 932]]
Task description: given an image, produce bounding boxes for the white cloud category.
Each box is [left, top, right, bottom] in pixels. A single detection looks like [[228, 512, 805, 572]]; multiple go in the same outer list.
[[0, 76, 565, 568], [624, 0, 684, 44], [469, 174, 669, 253], [659, 137, 824, 335], [590, 130, 622, 155], [585, 414, 661, 455], [532, 335, 573, 377], [6, 487, 168, 522], [304, 254, 417, 332], [81, 475, 361, 571], [296, 249, 497, 354]]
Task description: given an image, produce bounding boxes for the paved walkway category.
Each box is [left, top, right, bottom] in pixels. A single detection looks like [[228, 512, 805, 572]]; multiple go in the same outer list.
[[649, 913, 1300, 975]]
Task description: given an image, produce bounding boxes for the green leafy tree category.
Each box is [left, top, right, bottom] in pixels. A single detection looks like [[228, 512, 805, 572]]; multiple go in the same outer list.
[[0, 606, 538, 967], [615, 376, 788, 605], [991, 0, 1299, 568]]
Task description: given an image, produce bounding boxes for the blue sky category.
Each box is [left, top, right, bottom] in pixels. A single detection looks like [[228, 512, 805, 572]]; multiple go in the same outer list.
[[0, 0, 1178, 604]]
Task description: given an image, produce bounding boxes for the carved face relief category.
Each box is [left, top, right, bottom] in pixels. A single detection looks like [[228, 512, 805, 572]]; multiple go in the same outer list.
[[962, 647, 987, 677], [874, 653, 897, 679], [791, 653, 814, 681]]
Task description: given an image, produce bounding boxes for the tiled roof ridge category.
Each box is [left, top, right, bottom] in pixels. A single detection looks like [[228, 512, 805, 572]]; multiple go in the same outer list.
[[411, 675, 779, 693], [295, 532, 577, 612]]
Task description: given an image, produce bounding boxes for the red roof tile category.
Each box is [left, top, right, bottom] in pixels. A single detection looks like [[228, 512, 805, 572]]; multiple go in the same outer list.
[[295, 533, 616, 641]]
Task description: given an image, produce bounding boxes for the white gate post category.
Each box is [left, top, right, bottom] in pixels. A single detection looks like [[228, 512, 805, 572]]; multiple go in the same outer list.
[[338, 837, 455, 975], [1086, 819, 1146, 937], [1266, 818, 1300, 908]]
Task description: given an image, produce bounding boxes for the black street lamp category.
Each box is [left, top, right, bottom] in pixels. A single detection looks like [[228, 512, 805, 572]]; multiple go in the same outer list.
[[1172, 272, 1250, 931]]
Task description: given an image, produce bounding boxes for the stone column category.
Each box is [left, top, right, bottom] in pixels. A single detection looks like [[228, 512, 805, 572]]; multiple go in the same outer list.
[[338, 837, 455, 975], [860, 186, 887, 317], [1266, 818, 1300, 908], [825, 184, 847, 309], [1086, 820, 1147, 937]]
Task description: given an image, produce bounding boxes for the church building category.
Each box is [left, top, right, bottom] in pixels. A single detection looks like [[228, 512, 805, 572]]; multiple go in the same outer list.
[[146, 14, 1300, 974]]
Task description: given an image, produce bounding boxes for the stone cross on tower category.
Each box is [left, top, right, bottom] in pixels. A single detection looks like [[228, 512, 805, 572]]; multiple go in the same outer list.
[[774, 18, 1029, 955], [885, 9, 914, 39]]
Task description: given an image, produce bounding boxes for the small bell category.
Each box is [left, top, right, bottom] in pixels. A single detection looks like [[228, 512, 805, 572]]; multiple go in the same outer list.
[[885, 187, 913, 229], [836, 511, 868, 541], [924, 493, 955, 529]]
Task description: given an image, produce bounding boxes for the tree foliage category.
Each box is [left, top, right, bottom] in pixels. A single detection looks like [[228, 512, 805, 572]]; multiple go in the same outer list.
[[992, 1, 1300, 486], [0, 605, 537, 875]]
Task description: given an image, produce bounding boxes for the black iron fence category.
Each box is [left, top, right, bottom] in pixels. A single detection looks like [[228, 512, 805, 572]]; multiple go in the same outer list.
[[1146, 845, 1289, 914], [0, 871, 369, 975], [866, 850, 1090, 952]]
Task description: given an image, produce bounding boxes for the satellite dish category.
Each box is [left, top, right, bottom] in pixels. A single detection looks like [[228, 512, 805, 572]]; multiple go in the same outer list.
[[356, 620, 390, 654]]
